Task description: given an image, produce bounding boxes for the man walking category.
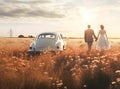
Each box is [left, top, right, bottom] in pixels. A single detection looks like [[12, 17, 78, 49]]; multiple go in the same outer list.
[[84, 25, 97, 53]]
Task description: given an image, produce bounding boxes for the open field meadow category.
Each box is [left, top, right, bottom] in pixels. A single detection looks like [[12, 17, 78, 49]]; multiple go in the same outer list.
[[0, 38, 120, 89]]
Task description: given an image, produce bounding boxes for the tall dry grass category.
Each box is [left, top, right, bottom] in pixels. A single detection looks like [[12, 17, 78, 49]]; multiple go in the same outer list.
[[0, 38, 120, 89]]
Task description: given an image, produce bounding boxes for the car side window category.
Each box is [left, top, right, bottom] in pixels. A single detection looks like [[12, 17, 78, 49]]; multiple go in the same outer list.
[[38, 35, 45, 39]]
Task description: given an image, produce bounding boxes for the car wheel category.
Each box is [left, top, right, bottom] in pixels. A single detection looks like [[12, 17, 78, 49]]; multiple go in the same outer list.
[[53, 50, 62, 55], [63, 45, 66, 50]]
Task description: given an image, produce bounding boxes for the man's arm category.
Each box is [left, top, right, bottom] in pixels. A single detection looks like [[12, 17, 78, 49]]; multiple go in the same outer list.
[[93, 30, 97, 41], [84, 31, 87, 42]]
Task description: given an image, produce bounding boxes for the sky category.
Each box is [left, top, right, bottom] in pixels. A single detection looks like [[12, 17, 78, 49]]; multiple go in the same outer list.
[[0, 0, 120, 37]]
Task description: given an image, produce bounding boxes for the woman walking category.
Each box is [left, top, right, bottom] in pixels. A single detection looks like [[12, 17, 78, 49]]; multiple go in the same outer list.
[[96, 25, 110, 52]]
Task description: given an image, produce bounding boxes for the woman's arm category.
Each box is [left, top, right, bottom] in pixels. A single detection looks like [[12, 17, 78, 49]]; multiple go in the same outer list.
[[97, 30, 100, 39], [105, 30, 108, 40]]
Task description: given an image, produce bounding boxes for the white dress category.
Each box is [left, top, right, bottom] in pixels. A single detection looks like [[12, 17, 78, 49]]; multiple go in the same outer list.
[[96, 30, 110, 50]]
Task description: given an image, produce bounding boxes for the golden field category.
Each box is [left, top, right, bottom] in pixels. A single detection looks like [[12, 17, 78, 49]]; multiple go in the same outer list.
[[0, 37, 120, 89]]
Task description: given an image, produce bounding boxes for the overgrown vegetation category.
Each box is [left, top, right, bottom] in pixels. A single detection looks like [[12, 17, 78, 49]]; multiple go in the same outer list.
[[0, 38, 120, 89]]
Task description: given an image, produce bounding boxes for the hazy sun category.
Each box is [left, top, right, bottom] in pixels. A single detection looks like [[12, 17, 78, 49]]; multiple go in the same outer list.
[[82, 11, 96, 24]]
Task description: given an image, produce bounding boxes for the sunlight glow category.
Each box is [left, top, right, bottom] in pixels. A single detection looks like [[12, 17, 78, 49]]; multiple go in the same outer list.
[[82, 11, 96, 24]]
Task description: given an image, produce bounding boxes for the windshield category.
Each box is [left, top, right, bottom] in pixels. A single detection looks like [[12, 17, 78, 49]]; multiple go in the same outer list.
[[38, 33, 56, 39]]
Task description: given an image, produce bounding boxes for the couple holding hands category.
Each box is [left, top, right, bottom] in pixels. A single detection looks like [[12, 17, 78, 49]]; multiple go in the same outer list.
[[84, 25, 110, 53]]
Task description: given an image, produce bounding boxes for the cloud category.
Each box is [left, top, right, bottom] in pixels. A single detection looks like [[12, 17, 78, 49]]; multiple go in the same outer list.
[[116, 0, 120, 6], [4, 0, 51, 3], [0, 0, 119, 19], [0, 0, 65, 18]]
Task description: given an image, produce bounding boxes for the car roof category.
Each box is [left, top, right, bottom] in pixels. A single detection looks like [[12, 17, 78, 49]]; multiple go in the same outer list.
[[39, 32, 61, 36]]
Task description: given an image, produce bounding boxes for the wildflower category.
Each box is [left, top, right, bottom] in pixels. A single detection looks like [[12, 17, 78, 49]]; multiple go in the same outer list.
[[83, 85, 87, 88], [64, 86, 67, 89], [68, 55, 72, 59], [21, 62, 26, 67], [44, 72, 48, 75], [116, 78, 120, 82], [48, 77, 53, 80], [75, 55, 80, 60], [52, 83, 56, 86], [56, 80, 63, 88], [92, 59, 99, 63], [100, 56, 106, 59], [94, 57, 99, 60], [115, 70, 120, 73], [86, 57, 91, 60], [111, 81, 116, 84]]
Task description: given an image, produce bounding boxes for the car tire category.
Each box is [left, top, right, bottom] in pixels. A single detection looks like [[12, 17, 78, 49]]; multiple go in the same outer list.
[[63, 45, 66, 50]]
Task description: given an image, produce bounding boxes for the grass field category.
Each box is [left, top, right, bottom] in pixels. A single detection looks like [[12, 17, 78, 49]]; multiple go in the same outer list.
[[0, 38, 120, 89]]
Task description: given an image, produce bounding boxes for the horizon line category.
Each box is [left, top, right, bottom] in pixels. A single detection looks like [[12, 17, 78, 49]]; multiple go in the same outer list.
[[0, 37, 120, 39]]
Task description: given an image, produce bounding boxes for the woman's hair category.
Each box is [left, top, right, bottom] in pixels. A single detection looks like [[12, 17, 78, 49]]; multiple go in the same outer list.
[[100, 25, 104, 29]]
